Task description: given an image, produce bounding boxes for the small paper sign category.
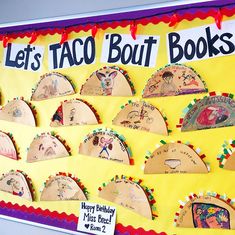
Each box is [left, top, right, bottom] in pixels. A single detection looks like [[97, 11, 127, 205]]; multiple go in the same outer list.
[[77, 202, 116, 235]]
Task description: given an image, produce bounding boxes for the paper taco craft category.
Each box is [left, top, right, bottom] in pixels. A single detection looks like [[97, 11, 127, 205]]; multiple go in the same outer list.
[[142, 64, 207, 98], [80, 66, 135, 96], [79, 128, 133, 165], [0, 170, 34, 201], [177, 92, 235, 132], [112, 100, 169, 135], [50, 99, 101, 127], [31, 72, 75, 101], [27, 132, 71, 163], [0, 131, 19, 160], [0, 98, 36, 126], [218, 140, 235, 171], [40, 173, 88, 201], [144, 140, 209, 174], [98, 175, 157, 220], [174, 192, 235, 230]]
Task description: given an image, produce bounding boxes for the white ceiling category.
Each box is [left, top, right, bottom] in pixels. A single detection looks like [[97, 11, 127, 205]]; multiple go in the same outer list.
[[0, 0, 212, 27]]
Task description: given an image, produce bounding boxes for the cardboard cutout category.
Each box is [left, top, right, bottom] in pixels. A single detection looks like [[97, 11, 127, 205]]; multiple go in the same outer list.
[[144, 142, 208, 174], [218, 140, 235, 170], [0, 170, 34, 201], [41, 174, 87, 201], [99, 176, 156, 220], [79, 128, 132, 164], [143, 64, 207, 98], [178, 93, 235, 132], [112, 100, 168, 135], [27, 133, 70, 163], [50, 99, 100, 127], [175, 193, 235, 230], [0, 131, 18, 160], [80, 66, 135, 96], [31, 72, 75, 101], [0, 99, 36, 126]]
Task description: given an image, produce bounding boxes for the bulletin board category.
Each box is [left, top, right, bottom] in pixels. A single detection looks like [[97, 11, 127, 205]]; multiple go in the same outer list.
[[0, 1, 235, 235]]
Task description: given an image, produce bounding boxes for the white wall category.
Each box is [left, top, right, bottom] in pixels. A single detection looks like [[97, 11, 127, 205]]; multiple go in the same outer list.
[[0, 0, 212, 27]]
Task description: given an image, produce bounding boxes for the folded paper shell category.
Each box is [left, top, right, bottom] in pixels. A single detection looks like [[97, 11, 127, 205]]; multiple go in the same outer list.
[[41, 175, 87, 201], [112, 101, 168, 135], [50, 99, 100, 127], [0, 99, 36, 126], [180, 94, 235, 132], [31, 72, 75, 101], [79, 129, 131, 164], [0, 170, 34, 201], [80, 66, 134, 96], [176, 195, 235, 229], [27, 133, 70, 163], [143, 64, 207, 98], [144, 143, 208, 174], [99, 178, 153, 219], [0, 131, 18, 160]]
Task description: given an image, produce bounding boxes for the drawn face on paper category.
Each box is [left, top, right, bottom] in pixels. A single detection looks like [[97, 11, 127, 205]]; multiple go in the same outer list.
[[39, 141, 57, 156], [197, 105, 229, 126], [162, 71, 173, 84], [96, 70, 117, 94], [6, 178, 24, 196], [192, 203, 230, 229]]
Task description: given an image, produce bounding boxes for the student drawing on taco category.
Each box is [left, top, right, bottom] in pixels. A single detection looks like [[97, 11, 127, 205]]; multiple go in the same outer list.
[[197, 105, 229, 126], [7, 178, 24, 196], [193, 204, 230, 229], [160, 71, 178, 96]]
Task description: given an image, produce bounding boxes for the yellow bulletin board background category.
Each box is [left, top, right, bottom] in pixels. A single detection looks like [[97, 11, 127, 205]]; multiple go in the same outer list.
[[0, 14, 235, 235]]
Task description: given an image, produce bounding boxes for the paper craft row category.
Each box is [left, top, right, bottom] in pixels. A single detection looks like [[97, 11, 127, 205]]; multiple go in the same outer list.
[[0, 92, 235, 133], [1, 129, 235, 172], [30, 64, 207, 99], [1, 170, 235, 230]]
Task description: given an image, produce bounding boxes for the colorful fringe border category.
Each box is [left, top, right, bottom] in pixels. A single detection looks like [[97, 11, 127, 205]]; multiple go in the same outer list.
[[177, 91, 234, 128], [217, 140, 235, 168], [144, 140, 207, 165], [0, 0, 234, 42], [174, 191, 235, 226], [98, 175, 157, 220]]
